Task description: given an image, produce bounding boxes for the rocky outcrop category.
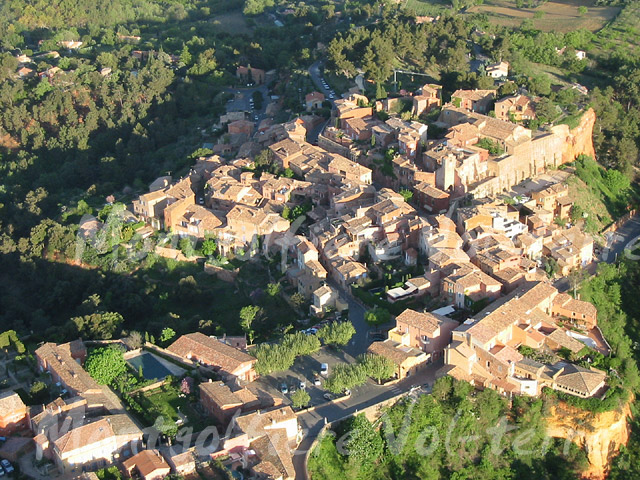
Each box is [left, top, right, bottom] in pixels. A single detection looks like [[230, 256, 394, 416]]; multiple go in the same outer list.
[[546, 399, 631, 479], [551, 107, 597, 164]]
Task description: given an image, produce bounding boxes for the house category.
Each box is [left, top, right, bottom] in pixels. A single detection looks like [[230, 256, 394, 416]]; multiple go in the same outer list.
[[236, 65, 265, 84], [59, 40, 83, 49], [166, 450, 197, 476], [168, 333, 257, 382], [551, 293, 597, 330], [52, 415, 142, 473], [494, 95, 536, 122], [122, 449, 170, 480], [327, 155, 372, 184], [367, 340, 427, 379], [228, 120, 254, 136], [305, 92, 325, 110], [450, 89, 495, 113], [310, 285, 348, 316], [543, 226, 593, 275], [412, 84, 442, 116], [344, 117, 373, 142], [414, 182, 450, 213], [133, 177, 195, 230], [218, 407, 299, 480], [332, 260, 368, 288], [440, 262, 502, 309], [486, 61, 509, 78], [0, 391, 28, 435], [200, 382, 261, 426], [17, 67, 34, 78], [388, 308, 459, 362], [35, 343, 103, 397]]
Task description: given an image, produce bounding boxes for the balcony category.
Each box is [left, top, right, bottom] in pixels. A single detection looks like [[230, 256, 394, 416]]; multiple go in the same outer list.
[[388, 327, 410, 346]]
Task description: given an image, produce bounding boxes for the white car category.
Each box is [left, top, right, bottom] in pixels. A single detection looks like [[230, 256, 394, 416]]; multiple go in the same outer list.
[[299, 381, 306, 390], [0, 460, 11, 474], [314, 376, 322, 386], [320, 363, 329, 377]]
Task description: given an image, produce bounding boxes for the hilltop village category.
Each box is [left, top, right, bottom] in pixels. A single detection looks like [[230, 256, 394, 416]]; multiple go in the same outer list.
[[0, 77, 609, 480]]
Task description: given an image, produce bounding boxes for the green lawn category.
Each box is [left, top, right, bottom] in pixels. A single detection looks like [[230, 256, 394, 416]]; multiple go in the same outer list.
[[133, 383, 207, 432]]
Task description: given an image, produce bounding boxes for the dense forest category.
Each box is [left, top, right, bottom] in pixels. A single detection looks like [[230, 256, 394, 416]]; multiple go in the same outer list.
[[309, 379, 590, 480]]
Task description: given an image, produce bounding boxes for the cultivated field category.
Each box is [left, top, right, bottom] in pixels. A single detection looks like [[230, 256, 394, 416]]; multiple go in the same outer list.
[[592, 1, 640, 57], [467, 0, 621, 33]]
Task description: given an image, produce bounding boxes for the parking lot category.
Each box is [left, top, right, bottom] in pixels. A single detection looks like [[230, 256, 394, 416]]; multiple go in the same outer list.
[[254, 346, 364, 408]]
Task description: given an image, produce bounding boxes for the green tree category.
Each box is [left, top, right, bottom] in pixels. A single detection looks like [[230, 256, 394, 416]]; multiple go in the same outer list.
[[266, 282, 282, 297], [240, 305, 263, 344], [179, 237, 195, 258], [317, 321, 356, 346], [70, 312, 124, 340], [160, 327, 176, 344], [85, 346, 127, 385], [201, 237, 217, 257], [364, 307, 391, 327], [399, 188, 413, 203], [30, 381, 49, 404], [342, 414, 384, 463], [291, 388, 311, 408], [290, 292, 306, 309], [359, 353, 395, 383]]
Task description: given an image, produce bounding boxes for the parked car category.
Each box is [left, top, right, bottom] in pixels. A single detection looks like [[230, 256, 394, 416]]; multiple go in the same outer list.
[[343, 389, 351, 397], [299, 381, 306, 390], [313, 376, 322, 386], [323, 393, 334, 401], [289, 383, 297, 393], [280, 383, 288, 394], [3, 459, 15, 473], [320, 363, 329, 377]]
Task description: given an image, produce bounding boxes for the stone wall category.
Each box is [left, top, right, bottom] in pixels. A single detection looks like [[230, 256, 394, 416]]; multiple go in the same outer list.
[[203, 263, 239, 282]]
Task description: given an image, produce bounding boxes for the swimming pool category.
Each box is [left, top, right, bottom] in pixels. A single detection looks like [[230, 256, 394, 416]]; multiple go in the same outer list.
[[127, 352, 173, 380]]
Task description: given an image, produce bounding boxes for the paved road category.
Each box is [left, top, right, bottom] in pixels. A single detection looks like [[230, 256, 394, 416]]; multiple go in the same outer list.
[[602, 214, 640, 263], [306, 61, 336, 144], [292, 364, 437, 479]]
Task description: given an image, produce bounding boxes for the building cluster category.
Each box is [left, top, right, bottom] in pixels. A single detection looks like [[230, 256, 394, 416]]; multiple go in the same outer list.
[[0, 332, 304, 479], [162, 331, 302, 479], [0, 340, 146, 475]]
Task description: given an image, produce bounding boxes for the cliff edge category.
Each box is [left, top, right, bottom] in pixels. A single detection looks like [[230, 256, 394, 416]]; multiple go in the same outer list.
[[546, 399, 631, 479], [551, 107, 597, 164]]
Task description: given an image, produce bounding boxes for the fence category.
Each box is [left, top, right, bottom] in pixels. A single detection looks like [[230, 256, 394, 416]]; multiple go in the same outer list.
[[128, 379, 168, 395]]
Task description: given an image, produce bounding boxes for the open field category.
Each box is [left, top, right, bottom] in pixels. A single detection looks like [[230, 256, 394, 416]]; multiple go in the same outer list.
[[466, 0, 620, 32], [404, 0, 451, 15], [210, 12, 253, 35]]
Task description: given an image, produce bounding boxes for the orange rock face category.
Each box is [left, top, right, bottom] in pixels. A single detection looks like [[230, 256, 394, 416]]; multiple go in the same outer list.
[[551, 108, 597, 165], [546, 399, 631, 479]]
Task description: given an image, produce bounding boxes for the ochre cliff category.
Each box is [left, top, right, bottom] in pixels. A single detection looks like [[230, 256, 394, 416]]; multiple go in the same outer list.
[[551, 107, 597, 164], [546, 399, 631, 479]]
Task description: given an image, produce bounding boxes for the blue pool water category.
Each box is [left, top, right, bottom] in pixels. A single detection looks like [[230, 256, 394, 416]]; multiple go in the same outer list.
[[128, 352, 172, 380]]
